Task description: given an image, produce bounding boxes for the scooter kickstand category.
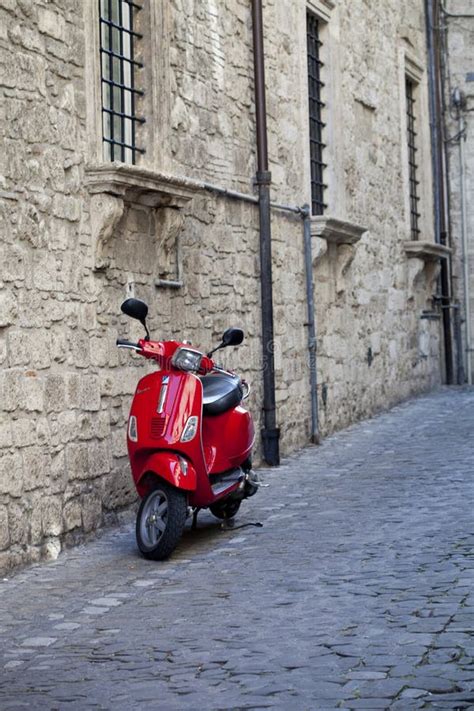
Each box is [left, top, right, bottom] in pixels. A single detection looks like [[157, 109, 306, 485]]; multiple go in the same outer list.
[[192, 508, 200, 530]]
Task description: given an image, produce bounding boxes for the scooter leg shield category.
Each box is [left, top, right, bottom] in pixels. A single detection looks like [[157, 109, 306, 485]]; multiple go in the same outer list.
[[135, 452, 197, 498]]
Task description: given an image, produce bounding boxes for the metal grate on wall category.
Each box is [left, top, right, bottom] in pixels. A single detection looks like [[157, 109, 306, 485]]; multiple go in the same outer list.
[[99, 0, 145, 164], [406, 78, 421, 240], [307, 12, 327, 216]]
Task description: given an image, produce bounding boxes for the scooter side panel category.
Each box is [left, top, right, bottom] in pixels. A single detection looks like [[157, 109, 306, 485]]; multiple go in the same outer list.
[[202, 405, 255, 474], [127, 370, 209, 496]]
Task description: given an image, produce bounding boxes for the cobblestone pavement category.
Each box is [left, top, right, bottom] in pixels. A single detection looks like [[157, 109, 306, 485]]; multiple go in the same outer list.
[[1, 388, 474, 711]]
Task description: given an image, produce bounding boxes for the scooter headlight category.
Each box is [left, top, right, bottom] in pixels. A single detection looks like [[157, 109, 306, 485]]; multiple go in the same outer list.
[[171, 347, 203, 372]]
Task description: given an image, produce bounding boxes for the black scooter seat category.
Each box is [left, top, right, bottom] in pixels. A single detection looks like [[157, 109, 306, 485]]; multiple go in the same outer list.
[[200, 372, 243, 416]]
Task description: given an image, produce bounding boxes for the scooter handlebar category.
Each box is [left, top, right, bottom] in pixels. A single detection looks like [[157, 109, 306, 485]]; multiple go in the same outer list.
[[116, 338, 142, 351]]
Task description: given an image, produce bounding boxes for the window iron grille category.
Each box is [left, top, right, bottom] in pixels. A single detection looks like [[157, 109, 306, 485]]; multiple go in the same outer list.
[[307, 12, 327, 216], [99, 0, 145, 164], [406, 78, 421, 240]]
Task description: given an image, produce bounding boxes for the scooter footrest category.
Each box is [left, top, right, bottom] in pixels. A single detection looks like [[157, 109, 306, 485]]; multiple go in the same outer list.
[[210, 468, 244, 497]]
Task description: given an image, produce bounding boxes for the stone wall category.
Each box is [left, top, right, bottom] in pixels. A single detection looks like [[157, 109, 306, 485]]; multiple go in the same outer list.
[[0, 0, 444, 570], [443, 1, 474, 381]]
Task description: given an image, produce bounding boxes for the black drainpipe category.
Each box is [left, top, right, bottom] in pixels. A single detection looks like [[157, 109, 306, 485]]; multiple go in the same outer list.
[[425, 0, 455, 384], [251, 0, 280, 466]]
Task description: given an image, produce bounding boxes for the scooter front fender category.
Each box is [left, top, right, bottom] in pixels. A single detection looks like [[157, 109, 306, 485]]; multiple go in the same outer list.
[[135, 451, 197, 498]]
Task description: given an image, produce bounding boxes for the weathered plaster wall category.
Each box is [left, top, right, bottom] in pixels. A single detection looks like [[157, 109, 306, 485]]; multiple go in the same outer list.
[[443, 1, 474, 380], [0, 0, 443, 570], [307, 0, 442, 431]]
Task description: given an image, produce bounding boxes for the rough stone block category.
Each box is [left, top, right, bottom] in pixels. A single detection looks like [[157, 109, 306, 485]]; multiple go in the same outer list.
[[29, 331, 52, 370], [100, 467, 135, 511], [111, 428, 128, 458], [32, 252, 61, 291], [87, 440, 111, 478], [38, 8, 65, 41], [41, 495, 63, 537], [69, 331, 91, 369], [11, 417, 37, 448], [0, 506, 9, 550], [0, 422, 12, 448], [66, 373, 81, 408], [17, 202, 46, 248], [50, 329, 68, 364], [89, 336, 111, 368], [29, 496, 43, 544], [62, 497, 82, 531], [59, 251, 83, 293], [81, 492, 102, 533], [42, 538, 61, 561], [6, 330, 30, 367], [79, 375, 101, 411], [77, 411, 109, 441], [49, 450, 66, 494], [0, 290, 18, 327], [22, 446, 50, 491], [17, 26, 44, 55], [44, 373, 66, 413], [66, 442, 89, 480], [56, 410, 77, 443], [0, 451, 23, 497], [100, 371, 137, 398], [20, 371, 44, 412], [52, 194, 81, 222], [0, 335, 7, 367], [35, 416, 52, 446], [8, 502, 28, 545]]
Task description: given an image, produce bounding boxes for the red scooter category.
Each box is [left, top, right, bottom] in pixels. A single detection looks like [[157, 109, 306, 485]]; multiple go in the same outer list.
[[117, 298, 259, 560]]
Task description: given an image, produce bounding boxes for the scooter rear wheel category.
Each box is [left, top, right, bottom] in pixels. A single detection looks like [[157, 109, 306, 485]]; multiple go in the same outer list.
[[136, 482, 187, 560]]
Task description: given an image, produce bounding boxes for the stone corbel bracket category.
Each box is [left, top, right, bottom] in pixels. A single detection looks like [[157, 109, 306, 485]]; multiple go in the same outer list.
[[404, 240, 451, 262], [310, 216, 367, 284], [310, 216, 367, 298], [89, 193, 125, 271], [310, 216, 368, 246], [85, 163, 198, 271], [404, 241, 452, 292]]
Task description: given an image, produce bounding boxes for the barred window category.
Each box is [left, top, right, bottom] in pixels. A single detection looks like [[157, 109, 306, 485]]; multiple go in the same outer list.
[[406, 78, 421, 240], [307, 11, 327, 216], [99, 0, 145, 164]]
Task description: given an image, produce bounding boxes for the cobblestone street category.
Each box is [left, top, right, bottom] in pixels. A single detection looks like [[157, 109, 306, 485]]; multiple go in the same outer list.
[[0, 387, 473, 710]]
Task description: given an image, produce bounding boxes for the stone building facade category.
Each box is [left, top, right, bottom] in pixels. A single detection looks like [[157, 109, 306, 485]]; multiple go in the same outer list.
[[0, 0, 448, 570], [442, 1, 474, 384]]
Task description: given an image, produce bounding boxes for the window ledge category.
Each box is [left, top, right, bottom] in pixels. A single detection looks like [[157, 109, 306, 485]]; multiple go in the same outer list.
[[310, 216, 368, 245], [84, 163, 200, 208], [307, 0, 335, 22], [404, 241, 452, 262]]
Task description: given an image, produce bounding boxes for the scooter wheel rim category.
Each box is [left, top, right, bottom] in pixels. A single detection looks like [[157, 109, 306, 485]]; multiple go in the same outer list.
[[140, 489, 169, 548]]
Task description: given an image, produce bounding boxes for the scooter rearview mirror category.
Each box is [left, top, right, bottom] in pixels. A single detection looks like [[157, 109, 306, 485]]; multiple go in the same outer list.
[[221, 328, 244, 347], [207, 328, 244, 358], [121, 298, 148, 322], [120, 298, 150, 340]]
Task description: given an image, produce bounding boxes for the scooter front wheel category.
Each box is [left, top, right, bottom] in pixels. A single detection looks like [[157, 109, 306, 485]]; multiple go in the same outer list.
[[136, 482, 187, 560]]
